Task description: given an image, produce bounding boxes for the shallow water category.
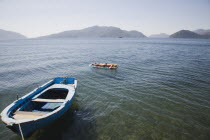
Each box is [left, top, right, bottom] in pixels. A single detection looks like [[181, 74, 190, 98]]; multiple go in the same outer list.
[[0, 38, 210, 140]]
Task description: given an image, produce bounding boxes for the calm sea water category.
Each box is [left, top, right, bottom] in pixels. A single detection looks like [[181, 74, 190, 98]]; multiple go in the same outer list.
[[0, 38, 210, 140]]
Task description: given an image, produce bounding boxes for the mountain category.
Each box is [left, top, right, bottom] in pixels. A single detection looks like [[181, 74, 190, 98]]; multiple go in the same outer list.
[[38, 26, 146, 39], [193, 29, 210, 36], [149, 33, 169, 38], [0, 29, 27, 40], [170, 30, 205, 39]]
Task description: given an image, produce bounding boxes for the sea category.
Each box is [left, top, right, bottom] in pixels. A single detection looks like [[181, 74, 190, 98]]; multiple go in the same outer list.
[[0, 38, 210, 140]]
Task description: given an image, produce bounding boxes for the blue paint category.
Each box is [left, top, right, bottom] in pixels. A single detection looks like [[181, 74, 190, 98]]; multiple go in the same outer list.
[[66, 77, 75, 84]]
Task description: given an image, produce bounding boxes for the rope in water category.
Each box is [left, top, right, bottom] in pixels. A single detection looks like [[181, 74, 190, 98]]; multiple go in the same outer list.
[[18, 122, 25, 140]]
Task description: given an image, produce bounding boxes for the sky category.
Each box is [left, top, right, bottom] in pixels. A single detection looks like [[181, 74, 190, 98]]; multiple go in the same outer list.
[[0, 0, 210, 38]]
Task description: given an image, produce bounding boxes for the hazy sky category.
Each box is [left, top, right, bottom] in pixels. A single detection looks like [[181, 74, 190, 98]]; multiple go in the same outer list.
[[0, 0, 210, 37]]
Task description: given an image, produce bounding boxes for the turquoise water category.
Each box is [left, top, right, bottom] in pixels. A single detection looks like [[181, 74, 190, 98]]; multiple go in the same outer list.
[[0, 38, 210, 140]]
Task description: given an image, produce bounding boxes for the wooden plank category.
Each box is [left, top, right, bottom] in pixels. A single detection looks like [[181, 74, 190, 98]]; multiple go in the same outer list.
[[14, 111, 48, 115], [32, 98, 65, 103], [13, 111, 48, 120]]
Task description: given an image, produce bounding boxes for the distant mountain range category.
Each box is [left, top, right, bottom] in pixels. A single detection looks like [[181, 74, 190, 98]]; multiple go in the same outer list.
[[0, 29, 27, 40], [149, 33, 169, 38], [1, 26, 210, 40], [37, 26, 146, 39], [170, 30, 210, 39], [193, 29, 210, 36], [150, 29, 210, 39]]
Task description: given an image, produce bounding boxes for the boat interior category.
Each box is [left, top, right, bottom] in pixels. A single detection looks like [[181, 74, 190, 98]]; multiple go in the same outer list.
[[12, 88, 68, 120]]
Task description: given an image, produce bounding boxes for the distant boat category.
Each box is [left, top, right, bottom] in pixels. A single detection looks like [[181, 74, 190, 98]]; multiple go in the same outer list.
[[90, 63, 118, 69], [0, 77, 77, 138]]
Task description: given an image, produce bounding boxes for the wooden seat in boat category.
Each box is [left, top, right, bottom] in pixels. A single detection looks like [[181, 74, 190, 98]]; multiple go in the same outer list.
[[32, 98, 65, 103], [13, 111, 48, 120]]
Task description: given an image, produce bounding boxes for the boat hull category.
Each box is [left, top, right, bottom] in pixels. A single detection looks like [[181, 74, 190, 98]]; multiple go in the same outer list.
[[1, 77, 77, 138], [7, 94, 75, 137]]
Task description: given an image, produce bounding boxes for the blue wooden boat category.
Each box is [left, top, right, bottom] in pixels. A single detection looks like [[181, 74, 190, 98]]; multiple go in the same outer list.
[[0, 77, 77, 138], [90, 63, 118, 69]]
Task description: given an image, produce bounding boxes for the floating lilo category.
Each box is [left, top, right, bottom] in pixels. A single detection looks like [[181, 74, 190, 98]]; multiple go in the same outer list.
[[90, 63, 118, 69]]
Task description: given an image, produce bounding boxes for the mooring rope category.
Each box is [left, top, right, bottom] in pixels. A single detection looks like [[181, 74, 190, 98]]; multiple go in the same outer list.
[[18, 122, 25, 140]]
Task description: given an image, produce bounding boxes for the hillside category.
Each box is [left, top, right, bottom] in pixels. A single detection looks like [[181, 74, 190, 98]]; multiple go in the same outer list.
[[37, 26, 146, 39], [193, 29, 210, 36], [0, 29, 27, 40], [170, 30, 204, 39]]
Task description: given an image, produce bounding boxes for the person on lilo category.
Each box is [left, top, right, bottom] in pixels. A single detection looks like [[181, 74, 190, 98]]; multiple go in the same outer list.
[[103, 63, 107, 67], [109, 64, 113, 69]]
